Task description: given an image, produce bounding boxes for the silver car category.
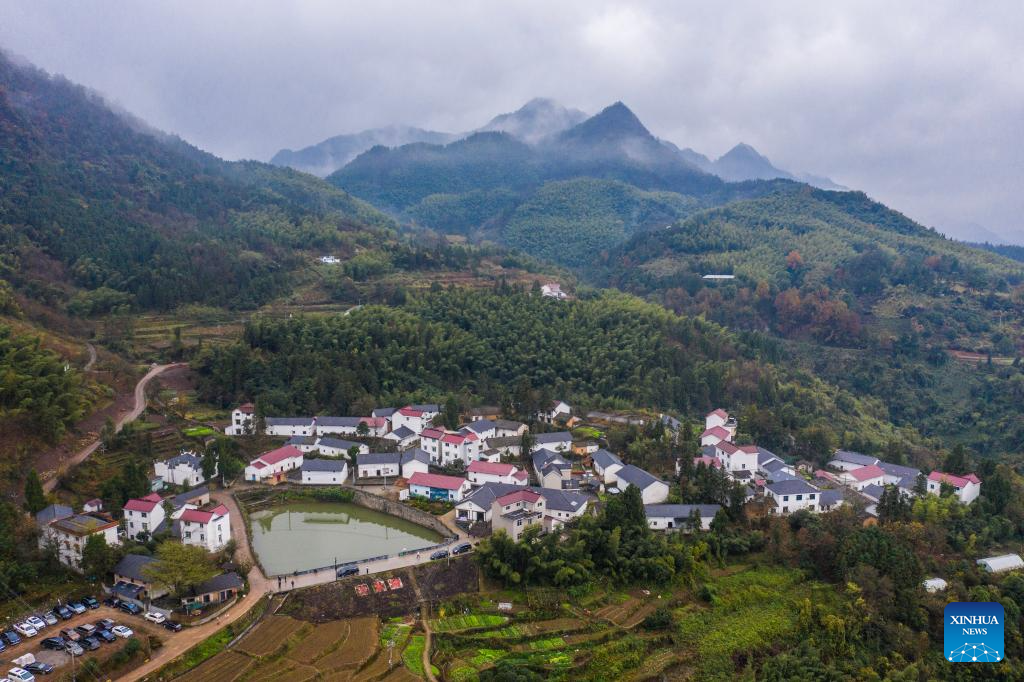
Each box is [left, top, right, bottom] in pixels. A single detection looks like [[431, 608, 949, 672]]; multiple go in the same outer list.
[[65, 640, 85, 656]]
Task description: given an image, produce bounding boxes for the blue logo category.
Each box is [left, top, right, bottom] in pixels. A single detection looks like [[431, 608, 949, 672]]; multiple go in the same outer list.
[[944, 602, 1004, 662]]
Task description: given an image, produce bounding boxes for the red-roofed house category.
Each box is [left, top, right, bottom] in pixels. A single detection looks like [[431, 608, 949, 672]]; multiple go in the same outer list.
[[226, 403, 256, 435], [419, 428, 482, 466], [704, 409, 738, 440], [714, 443, 759, 474], [178, 504, 231, 552], [839, 465, 886, 491], [467, 460, 527, 487], [700, 425, 733, 447], [244, 445, 304, 484], [927, 471, 981, 504], [407, 472, 471, 502], [492, 489, 546, 541], [391, 406, 433, 434], [123, 493, 165, 541]]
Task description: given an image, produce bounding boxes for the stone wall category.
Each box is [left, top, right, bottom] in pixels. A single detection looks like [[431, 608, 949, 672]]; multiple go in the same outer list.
[[349, 488, 454, 538]]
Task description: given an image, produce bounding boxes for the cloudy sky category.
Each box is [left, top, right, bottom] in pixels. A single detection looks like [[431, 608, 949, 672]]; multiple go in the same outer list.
[[2, 1, 1022, 242]]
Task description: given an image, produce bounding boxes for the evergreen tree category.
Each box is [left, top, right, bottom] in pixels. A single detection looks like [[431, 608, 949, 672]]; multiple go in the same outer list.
[[23, 470, 46, 514]]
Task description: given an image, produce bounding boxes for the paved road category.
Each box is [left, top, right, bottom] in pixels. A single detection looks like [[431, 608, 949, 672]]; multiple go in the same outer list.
[[43, 362, 185, 493]]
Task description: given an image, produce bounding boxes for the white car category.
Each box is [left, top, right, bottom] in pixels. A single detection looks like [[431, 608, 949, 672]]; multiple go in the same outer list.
[[143, 612, 166, 624], [13, 622, 37, 637], [111, 625, 133, 639], [7, 667, 35, 682], [25, 616, 46, 631]]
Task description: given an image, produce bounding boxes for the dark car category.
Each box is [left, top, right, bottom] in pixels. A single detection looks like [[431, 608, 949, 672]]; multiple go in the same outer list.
[[42, 636, 67, 650], [55, 604, 73, 620], [451, 542, 473, 555], [97, 618, 116, 630], [162, 621, 182, 632], [102, 596, 119, 608], [96, 628, 116, 642], [83, 596, 100, 609], [336, 565, 360, 578], [118, 601, 141, 615], [2, 629, 22, 645], [430, 549, 449, 560], [81, 636, 101, 651], [25, 661, 56, 675], [76, 623, 97, 638]]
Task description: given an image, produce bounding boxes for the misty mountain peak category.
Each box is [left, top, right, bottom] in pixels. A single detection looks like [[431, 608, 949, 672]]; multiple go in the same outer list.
[[558, 101, 653, 145], [479, 98, 587, 144]]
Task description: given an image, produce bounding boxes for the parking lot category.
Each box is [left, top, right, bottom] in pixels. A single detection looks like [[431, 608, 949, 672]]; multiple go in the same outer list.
[[1, 603, 171, 675]]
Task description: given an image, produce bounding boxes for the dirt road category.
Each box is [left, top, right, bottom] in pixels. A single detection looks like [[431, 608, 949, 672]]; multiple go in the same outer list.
[[42, 362, 185, 493]]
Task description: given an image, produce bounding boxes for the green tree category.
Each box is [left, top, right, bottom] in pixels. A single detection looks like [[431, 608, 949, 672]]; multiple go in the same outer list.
[[81, 534, 116, 580], [356, 421, 370, 437], [142, 542, 219, 598], [23, 469, 46, 514], [443, 396, 460, 429], [201, 447, 218, 482]]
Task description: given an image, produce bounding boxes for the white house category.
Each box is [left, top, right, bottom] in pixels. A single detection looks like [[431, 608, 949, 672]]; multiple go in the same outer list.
[[827, 450, 880, 472], [264, 417, 315, 437], [461, 419, 528, 442], [400, 449, 431, 479], [407, 472, 472, 502], [356, 452, 402, 479], [756, 448, 796, 481], [644, 504, 721, 531], [978, 554, 1024, 574], [37, 507, 121, 570], [310, 437, 368, 457], [244, 445, 304, 484], [700, 426, 732, 447], [154, 451, 206, 488], [540, 283, 568, 300], [592, 449, 624, 484], [485, 436, 522, 459], [536, 400, 572, 424], [467, 460, 528, 486], [838, 465, 887, 491], [316, 416, 388, 438], [455, 483, 588, 528], [878, 462, 921, 487], [123, 493, 166, 541], [532, 449, 572, 490], [300, 459, 348, 485], [923, 577, 948, 593], [613, 465, 670, 504], [178, 504, 231, 552], [765, 479, 821, 515], [714, 442, 759, 475], [225, 403, 255, 436], [390, 406, 433, 434], [704, 409, 737, 439], [419, 428, 482, 466], [927, 471, 981, 504], [531, 431, 572, 453], [383, 426, 419, 449]]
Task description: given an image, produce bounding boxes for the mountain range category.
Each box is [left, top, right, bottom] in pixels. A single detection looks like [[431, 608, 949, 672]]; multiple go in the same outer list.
[[270, 97, 844, 190]]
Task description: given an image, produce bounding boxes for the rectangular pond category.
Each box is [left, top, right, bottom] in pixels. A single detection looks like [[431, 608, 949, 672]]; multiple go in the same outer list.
[[249, 501, 443, 575]]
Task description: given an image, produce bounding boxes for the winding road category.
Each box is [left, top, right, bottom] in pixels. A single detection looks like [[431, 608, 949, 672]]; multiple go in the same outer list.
[[42, 362, 185, 493]]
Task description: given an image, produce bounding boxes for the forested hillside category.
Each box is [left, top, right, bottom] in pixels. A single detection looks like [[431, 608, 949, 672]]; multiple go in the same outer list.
[[0, 51, 397, 313], [194, 286, 921, 461]]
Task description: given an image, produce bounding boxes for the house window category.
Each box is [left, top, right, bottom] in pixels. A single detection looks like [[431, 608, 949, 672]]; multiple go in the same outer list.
[[809, 494, 816, 499], [783, 495, 789, 501], [796, 495, 802, 501]]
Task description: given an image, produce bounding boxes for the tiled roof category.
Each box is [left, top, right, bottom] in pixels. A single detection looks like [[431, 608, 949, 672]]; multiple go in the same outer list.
[[359, 452, 401, 466], [253, 445, 303, 466], [766, 479, 820, 496], [266, 417, 313, 427], [461, 482, 588, 512], [832, 450, 879, 467], [302, 459, 347, 472], [124, 493, 164, 513], [928, 471, 981, 487], [534, 431, 572, 444], [468, 460, 517, 476], [701, 426, 731, 440], [188, 571, 243, 597], [592, 449, 623, 469], [848, 465, 885, 482], [114, 554, 156, 582], [706, 408, 729, 419], [389, 426, 416, 439], [408, 472, 467, 490], [317, 437, 362, 451], [615, 465, 661, 490], [644, 504, 721, 519], [496, 489, 541, 506], [180, 504, 228, 524]]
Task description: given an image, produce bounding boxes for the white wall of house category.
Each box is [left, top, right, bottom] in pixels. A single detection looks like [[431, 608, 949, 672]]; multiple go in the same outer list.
[[180, 514, 231, 552], [40, 524, 121, 570], [301, 465, 348, 485], [357, 462, 400, 478], [244, 454, 302, 482], [927, 478, 980, 504], [154, 461, 205, 488], [401, 459, 430, 479], [593, 461, 623, 485], [767, 490, 820, 515], [124, 506, 166, 541]]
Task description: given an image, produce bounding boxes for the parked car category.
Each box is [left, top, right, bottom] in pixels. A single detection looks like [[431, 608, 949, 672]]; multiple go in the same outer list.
[[96, 618, 116, 630], [64, 640, 84, 657], [25, 662, 55, 675], [451, 542, 473, 555], [2, 629, 22, 645], [25, 616, 46, 631], [75, 624, 96, 638], [336, 565, 360, 578], [42, 613, 58, 627], [82, 596, 99, 610], [162, 620, 182, 633], [13, 622, 37, 637], [0, 637, 6, 652], [118, 601, 141, 616], [143, 612, 166, 624], [41, 636, 66, 651], [67, 602, 86, 615], [6, 667, 36, 682], [59, 628, 80, 642], [54, 605, 72, 620], [111, 625, 133, 639], [430, 549, 449, 560], [81, 636, 100, 651], [96, 629, 116, 643], [102, 596, 119, 608]]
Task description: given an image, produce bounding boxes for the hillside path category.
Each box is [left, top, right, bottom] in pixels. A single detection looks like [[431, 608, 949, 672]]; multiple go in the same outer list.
[[42, 362, 185, 492]]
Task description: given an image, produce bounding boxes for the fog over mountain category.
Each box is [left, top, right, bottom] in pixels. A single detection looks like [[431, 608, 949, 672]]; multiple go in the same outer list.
[[2, 2, 1022, 243]]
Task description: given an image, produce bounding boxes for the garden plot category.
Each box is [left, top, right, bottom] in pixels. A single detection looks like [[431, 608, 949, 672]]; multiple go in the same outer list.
[[235, 615, 308, 657], [288, 619, 351, 662], [177, 650, 254, 682], [314, 617, 379, 672], [430, 614, 508, 632]]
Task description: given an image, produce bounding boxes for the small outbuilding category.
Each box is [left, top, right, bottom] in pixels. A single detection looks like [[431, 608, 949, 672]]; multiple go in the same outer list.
[[977, 554, 1024, 574]]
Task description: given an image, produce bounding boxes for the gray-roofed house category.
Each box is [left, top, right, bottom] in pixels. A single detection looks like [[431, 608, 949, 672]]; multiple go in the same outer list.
[[35, 504, 73, 526], [356, 452, 402, 479], [485, 436, 522, 458], [314, 437, 369, 457], [301, 458, 349, 485], [112, 554, 168, 600], [264, 416, 314, 437], [532, 449, 571, 489], [384, 425, 419, 449], [169, 486, 210, 510], [400, 448, 431, 479], [645, 504, 721, 531], [531, 431, 572, 453], [859, 484, 886, 503], [372, 407, 398, 419], [818, 488, 846, 511], [613, 465, 670, 504], [828, 450, 880, 472], [878, 462, 921, 486], [455, 482, 590, 527], [764, 479, 821, 515], [154, 451, 206, 487], [181, 571, 244, 609], [592, 449, 624, 484]]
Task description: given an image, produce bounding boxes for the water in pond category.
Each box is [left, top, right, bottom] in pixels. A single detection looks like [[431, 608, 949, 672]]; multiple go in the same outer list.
[[249, 501, 443, 575]]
